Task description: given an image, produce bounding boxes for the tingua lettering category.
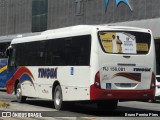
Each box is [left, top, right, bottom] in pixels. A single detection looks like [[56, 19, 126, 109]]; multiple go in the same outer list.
[[133, 68, 151, 72], [38, 68, 58, 79]]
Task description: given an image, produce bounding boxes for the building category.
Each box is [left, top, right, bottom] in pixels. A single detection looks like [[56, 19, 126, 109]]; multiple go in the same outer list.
[[0, 0, 160, 74], [0, 0, 160, 35]]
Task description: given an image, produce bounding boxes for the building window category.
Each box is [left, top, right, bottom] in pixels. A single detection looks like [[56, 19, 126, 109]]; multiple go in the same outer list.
[[74, 0, 83, 15], [32, 0, 48, 32]]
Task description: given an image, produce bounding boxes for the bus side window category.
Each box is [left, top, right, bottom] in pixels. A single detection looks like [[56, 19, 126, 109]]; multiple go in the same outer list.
[[65, 38, 72, 65]]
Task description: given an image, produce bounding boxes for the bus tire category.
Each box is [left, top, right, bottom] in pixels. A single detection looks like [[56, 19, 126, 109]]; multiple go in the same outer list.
[[148, 99, 156, 103], [97, 100, 118, 111], [16, 83, 26, 103], [54, 85, 64, 110]]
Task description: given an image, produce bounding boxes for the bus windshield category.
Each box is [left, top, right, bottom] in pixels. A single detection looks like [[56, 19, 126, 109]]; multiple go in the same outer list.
[[0, 42, 10, 58], [98, 31, 151, 54]]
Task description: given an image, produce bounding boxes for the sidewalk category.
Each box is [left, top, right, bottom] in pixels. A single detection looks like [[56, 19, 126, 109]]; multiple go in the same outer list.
[[0, 101, 94, 120]]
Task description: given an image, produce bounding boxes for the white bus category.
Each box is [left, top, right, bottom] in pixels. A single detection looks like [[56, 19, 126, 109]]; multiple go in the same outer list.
[[6, 25, 156, 110]]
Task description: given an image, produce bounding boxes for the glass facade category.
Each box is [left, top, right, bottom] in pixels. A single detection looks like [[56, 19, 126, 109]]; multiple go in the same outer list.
[[32, 0, 48, 32]]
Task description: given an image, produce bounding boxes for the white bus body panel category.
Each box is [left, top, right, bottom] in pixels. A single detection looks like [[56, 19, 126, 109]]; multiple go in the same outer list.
[[97, 28, 155, 91], [21, 66, 90, 100]]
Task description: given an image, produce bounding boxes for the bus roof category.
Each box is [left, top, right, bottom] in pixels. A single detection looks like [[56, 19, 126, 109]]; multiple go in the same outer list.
[[11, 25, 151, 44], [41, 25, 150, 35]]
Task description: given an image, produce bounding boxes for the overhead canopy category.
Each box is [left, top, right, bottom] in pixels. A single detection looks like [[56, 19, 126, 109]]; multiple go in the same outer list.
[[0, 32, 41, 43], [111, 18, 160, 39]]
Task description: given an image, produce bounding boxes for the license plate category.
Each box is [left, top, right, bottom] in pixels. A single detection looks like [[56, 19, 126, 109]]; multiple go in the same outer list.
[[120, 83, 131, 87]]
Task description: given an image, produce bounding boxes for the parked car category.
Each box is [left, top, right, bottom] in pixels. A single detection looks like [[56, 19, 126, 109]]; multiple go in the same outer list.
[[155, 75, 160, 100], [148, 75, 160, 102]]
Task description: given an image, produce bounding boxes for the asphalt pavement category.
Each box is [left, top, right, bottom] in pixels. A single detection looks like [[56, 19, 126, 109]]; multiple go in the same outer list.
[[1, 89, 160, 120]]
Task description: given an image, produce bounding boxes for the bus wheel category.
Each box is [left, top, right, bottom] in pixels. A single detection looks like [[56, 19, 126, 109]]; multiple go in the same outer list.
[[16, 83, 26, 103], [148, 99, 156, 103], [97, 100, 118, 111], [54, 85, 64, 110]]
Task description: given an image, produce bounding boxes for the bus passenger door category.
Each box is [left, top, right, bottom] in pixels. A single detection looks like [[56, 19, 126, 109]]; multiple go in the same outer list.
[[6, 47, 17, 94]]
